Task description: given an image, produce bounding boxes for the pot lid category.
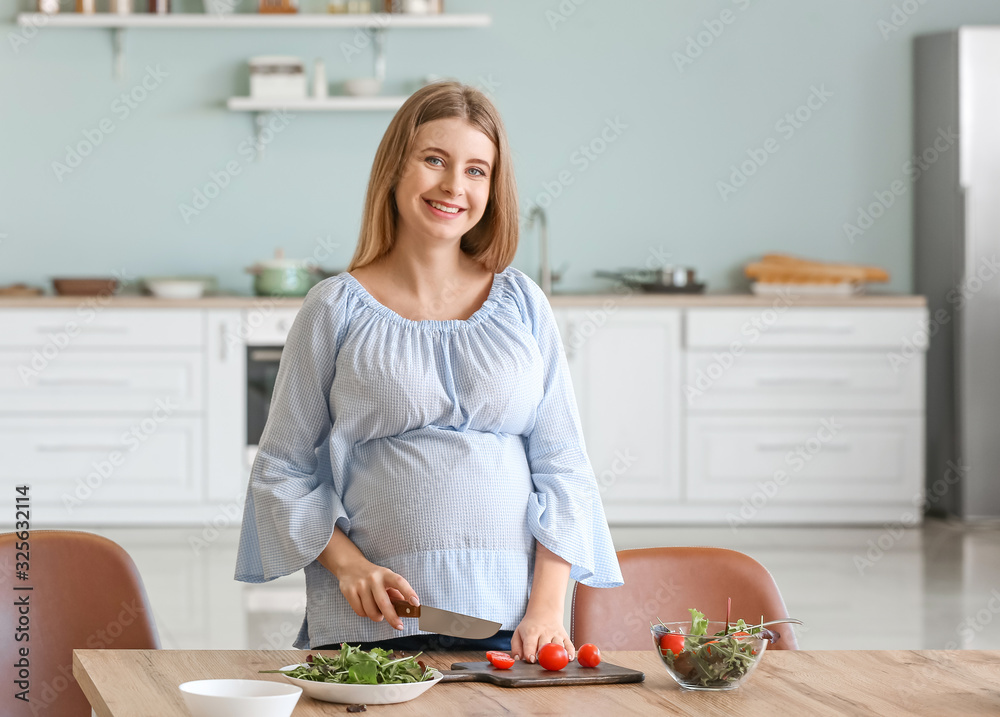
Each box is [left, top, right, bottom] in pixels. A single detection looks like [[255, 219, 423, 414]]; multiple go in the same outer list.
[[255, 248, 311, 269]]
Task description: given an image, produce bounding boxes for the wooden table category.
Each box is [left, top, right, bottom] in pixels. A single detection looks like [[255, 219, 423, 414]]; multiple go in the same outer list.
[[73, 649, 1000, 716]]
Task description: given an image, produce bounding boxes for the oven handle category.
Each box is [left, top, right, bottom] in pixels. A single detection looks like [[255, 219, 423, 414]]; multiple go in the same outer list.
[[249, 349, 283, 362]]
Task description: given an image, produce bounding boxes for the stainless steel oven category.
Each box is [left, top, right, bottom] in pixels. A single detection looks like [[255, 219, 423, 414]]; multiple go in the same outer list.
[[244, 308, 299, 467]]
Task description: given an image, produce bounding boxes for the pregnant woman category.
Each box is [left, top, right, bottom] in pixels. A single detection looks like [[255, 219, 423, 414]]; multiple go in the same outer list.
[[235, 81, 623, 664]]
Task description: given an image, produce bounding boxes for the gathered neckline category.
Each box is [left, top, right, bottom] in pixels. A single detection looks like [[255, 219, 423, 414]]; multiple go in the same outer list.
[[341, 267, 510, 330]]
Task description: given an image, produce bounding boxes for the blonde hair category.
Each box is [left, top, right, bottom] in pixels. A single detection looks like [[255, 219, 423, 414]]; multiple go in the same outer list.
[[347, 81, 519, 274]]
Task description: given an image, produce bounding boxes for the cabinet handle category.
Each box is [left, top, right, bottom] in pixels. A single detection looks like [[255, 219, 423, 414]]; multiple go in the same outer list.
[[35, 378, 130, 387], [755, 443, 851, 452], [755, 377, 849, 387], [35, 444, 121, 452], [219, 321, 228, 362], [35, 326, 129, 334], [249, 349, 283, 362], [563, 321, 577, 361], [764, 325, 855, 334]]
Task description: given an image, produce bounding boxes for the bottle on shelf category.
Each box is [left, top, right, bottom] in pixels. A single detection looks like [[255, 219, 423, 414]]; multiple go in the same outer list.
[[149, 0, 169, 12]]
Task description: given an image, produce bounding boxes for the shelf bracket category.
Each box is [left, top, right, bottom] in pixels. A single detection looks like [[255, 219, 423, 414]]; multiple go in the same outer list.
[[367, 26, 386, 82], [112, 27, 126, 81]]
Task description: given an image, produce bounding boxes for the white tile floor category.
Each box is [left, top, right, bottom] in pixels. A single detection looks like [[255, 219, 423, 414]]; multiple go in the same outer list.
[[89, 518, 1000, 652]]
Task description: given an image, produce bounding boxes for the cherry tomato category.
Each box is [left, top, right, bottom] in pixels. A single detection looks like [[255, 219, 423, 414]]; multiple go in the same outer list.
[[659, 633, 685, 657], [577, 643, 601, 668], [731, 631, 750, 638], [536, 643, 569, 671], [486, 651, 515, 670]]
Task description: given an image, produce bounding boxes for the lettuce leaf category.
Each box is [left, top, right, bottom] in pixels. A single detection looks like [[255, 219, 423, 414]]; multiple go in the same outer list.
[[689, 608, 709, 636]]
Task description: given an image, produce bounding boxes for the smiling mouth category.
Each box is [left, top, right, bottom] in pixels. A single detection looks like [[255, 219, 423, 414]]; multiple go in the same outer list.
[[424, 199, 466, 216]]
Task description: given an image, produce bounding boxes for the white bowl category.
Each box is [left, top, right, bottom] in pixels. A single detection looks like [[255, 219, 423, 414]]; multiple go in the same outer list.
[[278, 663, 443, 705], [178, 679, 301, 717], [145, 279, 207, 299], [343, 77, 382, 96]]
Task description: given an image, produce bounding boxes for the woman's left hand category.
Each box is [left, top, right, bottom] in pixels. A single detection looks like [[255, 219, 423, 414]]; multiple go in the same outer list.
[[511, 610, 575, 664]]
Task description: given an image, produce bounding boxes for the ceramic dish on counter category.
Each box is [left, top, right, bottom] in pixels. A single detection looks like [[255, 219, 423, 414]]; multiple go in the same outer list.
[[178, 679, 301, 717], [277, 663, 443, 705], [143, 277, 209, 299], [52, 278, 119, 296]]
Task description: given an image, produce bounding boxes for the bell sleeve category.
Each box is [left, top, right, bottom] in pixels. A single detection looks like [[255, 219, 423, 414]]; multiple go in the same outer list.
[[519, 276, 624, 589], [234, 278, 352, 584]]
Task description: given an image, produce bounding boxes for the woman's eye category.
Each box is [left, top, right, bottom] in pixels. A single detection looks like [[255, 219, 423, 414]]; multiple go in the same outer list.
[[469, 167, 486, 177], [425, 156, 443, 166]]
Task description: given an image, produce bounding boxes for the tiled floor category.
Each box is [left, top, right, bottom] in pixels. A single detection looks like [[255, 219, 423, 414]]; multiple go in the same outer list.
[[89, 518, 1000, 652]]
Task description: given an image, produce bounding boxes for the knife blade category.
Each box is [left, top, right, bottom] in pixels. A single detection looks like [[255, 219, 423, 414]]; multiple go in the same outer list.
[[390, 600, 501, 640]]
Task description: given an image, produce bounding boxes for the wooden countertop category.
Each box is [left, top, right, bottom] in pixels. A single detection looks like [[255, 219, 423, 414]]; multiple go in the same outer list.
[[0, 293, 927, 309], [74, 648, 999, 716]]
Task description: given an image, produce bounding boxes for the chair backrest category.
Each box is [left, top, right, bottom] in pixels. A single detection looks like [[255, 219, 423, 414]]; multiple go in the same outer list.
[[1, 530, 160, 717], [571, 547, 798, 651]]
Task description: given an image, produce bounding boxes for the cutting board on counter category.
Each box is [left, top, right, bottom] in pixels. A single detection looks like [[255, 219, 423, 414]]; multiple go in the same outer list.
[[439, 660, 644, 687]]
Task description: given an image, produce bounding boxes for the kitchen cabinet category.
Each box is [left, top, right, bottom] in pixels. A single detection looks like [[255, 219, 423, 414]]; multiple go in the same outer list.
[[554, 307, 682, 522], [0, 297, 928, 527]]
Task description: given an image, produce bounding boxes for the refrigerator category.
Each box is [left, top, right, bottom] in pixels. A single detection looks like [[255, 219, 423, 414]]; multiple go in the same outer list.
[[915, 28, 1000, 520]]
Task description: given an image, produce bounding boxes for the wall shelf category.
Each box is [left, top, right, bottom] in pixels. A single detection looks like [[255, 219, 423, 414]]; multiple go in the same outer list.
[[227, 95, 406, 111], [16, 12, 491, 79], [15, 12, 491, 29]]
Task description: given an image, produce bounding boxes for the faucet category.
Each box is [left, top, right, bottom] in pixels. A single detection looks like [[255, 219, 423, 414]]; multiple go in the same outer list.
[[527, 205, 552, 296]]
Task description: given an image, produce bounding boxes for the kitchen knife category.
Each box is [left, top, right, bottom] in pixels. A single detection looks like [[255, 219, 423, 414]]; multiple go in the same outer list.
[[390, 600, 501, 640]]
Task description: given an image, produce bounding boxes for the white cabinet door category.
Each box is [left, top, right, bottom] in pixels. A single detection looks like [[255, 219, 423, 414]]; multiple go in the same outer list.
[[205, 310, 248, 505], [0, 350, 204, 412], [556, 307, 682, 509], [686, 414, 924, 504]]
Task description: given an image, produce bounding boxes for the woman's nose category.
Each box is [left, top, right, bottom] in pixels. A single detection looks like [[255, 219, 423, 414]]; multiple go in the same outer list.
[[438, 169, 464, 197]]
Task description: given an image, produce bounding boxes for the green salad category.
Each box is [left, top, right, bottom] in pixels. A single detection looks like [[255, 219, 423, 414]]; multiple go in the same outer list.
[[260, 643, 437, 685], [654, 609, 768, 688]]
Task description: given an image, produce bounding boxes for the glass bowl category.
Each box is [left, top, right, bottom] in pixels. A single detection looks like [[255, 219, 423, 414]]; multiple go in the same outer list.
[[651, 621, 768, 691]]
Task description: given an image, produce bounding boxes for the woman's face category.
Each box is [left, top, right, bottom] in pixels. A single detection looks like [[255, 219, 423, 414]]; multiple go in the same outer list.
[[394, 117, 496, 248]]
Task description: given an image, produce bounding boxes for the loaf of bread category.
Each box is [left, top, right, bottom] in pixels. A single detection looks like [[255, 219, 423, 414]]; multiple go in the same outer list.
[[745, 253, 889, 284]]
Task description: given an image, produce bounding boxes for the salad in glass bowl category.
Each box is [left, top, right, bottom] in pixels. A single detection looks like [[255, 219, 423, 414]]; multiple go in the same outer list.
[[651, 609, 775, 691]]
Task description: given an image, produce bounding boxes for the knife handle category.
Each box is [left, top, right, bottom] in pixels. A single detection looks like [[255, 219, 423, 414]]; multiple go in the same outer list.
[[391, 600, 421, 618]]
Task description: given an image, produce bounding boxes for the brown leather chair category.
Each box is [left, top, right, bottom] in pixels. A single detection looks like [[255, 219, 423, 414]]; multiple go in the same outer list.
[[571, 547, 799, 652], [1, 530, 160, 717]]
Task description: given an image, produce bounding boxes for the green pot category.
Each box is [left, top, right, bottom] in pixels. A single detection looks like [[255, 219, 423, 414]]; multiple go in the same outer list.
[[246, 250, 321, 297]]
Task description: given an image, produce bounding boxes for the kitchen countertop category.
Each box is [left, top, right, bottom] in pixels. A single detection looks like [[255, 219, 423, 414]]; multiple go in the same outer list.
[[0, 293, 927, 308]]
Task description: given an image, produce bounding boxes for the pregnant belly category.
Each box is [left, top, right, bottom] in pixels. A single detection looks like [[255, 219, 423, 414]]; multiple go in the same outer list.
[[342, 427, 535, 560]]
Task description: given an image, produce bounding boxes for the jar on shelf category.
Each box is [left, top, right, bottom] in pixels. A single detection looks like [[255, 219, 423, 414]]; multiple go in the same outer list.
[[38, 0, 59, 13]]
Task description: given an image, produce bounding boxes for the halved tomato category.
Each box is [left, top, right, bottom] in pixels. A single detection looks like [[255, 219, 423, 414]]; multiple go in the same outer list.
[[486, 651, 515, 670]]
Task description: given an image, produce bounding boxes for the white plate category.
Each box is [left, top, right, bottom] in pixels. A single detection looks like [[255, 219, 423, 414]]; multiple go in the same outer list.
[[277, 663, 443, 705]]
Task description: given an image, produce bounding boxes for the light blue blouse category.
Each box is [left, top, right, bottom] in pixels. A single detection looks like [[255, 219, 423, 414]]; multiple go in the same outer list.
[[234, 265, 623, 649]]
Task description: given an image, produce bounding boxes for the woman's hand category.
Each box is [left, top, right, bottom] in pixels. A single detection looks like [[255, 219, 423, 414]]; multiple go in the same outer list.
[[334, 557, 420, 630], [317, 526, 419, 630], [511, 609, 575, 664]]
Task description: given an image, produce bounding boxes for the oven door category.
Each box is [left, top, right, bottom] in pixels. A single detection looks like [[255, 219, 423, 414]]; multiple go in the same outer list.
[[246, 346, 283, 467]]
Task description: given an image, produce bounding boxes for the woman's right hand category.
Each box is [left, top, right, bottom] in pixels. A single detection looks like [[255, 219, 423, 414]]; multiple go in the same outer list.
[[334, 557, 420, 631], [317, 526, 419, 630]]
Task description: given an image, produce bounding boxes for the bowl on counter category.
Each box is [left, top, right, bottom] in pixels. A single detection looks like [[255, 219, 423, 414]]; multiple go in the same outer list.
[[343, 77, 382, 96], [178, 679, 301, 717], [143, 277, 210, 299], [52, 278, 119, 296], [651, 621, 768, 691]]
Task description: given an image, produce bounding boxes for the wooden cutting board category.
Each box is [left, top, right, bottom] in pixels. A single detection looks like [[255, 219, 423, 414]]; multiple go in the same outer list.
[[439, 660, 644, 687]]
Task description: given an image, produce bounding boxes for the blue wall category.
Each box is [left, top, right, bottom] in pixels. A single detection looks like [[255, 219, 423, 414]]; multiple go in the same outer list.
[[4, 0, 1000, 295]]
